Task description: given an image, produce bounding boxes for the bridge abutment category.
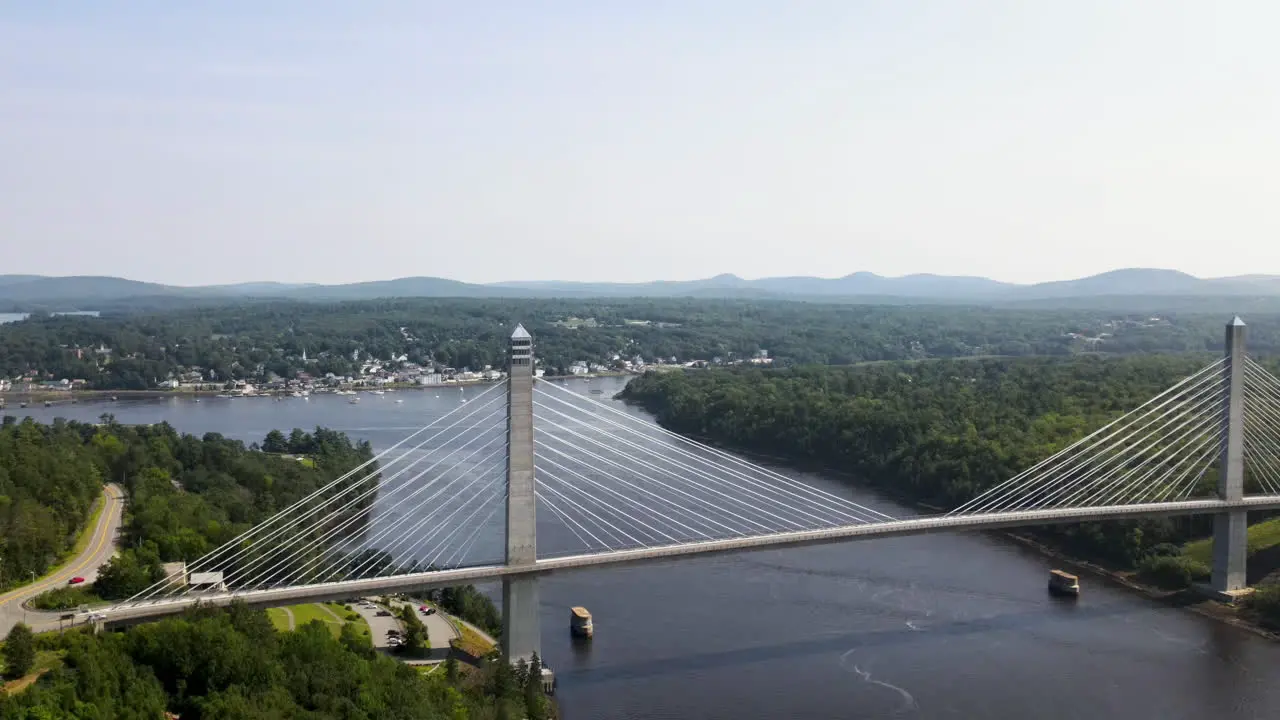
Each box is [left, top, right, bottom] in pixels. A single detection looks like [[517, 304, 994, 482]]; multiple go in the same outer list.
[[1211, 317, 1249, 598], [503, 324, 541, 661]]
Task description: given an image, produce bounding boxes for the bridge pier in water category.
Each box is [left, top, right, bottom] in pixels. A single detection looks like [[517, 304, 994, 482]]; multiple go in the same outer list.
[[503, 324, 541, 662], [1211, 317, 1249, 598]]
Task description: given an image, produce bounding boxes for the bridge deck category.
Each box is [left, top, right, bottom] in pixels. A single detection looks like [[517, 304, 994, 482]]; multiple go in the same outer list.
[[92, 495, 1280, 626]]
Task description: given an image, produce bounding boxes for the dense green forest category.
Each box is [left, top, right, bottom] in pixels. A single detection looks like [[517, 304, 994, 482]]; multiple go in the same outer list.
[[429, 585, 504, 638], [2, 297, 1276, 389], [0, 416, 376, 602], [0, 604, 549, 719], [0, 419, 105, 588], [619, 355, 1242, 568]]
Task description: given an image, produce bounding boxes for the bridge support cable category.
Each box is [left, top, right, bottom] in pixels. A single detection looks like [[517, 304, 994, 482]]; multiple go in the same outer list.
[[951, 358, 1224, 514], [535, 407, 854, 535], [443, 488, 508, 569], [358, 456, 507, 577], [381, 472, 508, 577], [536, 380, 894, 523], [1086, 424, 1222, 506], [949, 359, 1227, 515], [294, 451, 507, 586], [537, 477, 650, 549], [536, 418, 853, 550], [318, 442, 507, 581], [976, 373, 1222, 512], [534, 394, 884, 527], [536, 460, 717, 550], [233, 414, 508, 591], [536, 449, 731, 542], [1047, 384, 1224, 507], [126, 395, 508, 605], [537, 489, 603, 550], [122, 385, 507, 604], [181, 407, 505, 593], [538, 471, 667, 550], [1241, 358, 1280, 494], [960, 369, 1222, 513]]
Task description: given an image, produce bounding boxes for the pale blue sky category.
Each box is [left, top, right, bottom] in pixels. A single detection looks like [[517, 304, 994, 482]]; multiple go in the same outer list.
[[3, 1, 1278, 286]]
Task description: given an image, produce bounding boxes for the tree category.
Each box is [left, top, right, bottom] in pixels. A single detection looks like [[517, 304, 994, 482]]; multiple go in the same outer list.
[[4, 623, 35, 678], [490, 656, 514, 698], [525, 652, 548, 720], [394, 605, 430, 658], [262, 430, 288, 454], [339, 620, 374, 659]]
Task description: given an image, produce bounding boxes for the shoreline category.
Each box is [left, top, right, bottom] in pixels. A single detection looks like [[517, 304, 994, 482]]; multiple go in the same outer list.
[[0, 381, 501, 403], [0, 372, 632, 404], [620, 402, 1280, 641]]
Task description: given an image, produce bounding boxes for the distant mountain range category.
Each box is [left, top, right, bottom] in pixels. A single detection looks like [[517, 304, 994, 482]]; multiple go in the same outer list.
[[3, 268, 1280, 310]]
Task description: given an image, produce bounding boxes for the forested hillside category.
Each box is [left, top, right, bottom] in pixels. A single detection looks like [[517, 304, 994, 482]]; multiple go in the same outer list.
[[3, 297, 1276, 389], [0, 416, 375, 602], [0, 419, 105, 587], [619, 355, 1241, 566], [0, 604, 549, 719]]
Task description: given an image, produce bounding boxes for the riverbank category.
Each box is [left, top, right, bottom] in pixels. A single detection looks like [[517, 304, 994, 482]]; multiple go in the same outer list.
[[0, 380, 504, 403], [628, 410, 1280, 642], [1001, 531, 1280, 641], [0, 371, 638, 404]]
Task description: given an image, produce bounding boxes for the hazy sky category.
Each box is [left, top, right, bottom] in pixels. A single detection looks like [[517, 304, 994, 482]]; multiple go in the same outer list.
[[3, 1, 1279, 286]]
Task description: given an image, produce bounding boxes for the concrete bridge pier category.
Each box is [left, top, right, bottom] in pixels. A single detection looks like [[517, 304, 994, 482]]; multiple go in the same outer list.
[[503, 324, 541, 661], [1211, 317, 1249, 599]]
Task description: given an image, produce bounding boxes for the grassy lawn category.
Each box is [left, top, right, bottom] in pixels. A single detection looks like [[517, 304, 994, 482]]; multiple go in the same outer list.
[[266, 607, 293, 632], [271, 603, 370, 641], [68, 493, 107, 559], [1183, 516, 1280, 564], [289, 604, 344, 637], [2, 650, 65, 695], [449, 622, 496, 658], [325, 603, 371, 641]]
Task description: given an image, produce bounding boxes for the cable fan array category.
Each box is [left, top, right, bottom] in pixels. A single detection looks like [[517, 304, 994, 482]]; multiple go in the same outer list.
[[531, 381, 894, 557], [125, 383, 510, 606], [1242, 357, 1280, 495], [950, 359, 1228, 515]]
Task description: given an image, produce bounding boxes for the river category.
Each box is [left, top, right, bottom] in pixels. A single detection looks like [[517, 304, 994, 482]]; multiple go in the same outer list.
[[6, 377, 1280, 719]]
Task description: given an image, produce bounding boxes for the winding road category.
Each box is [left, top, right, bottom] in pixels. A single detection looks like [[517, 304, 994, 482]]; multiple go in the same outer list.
[[0, 484, 124, 635]]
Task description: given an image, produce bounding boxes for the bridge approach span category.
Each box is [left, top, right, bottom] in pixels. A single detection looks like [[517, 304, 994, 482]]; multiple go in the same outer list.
[[93, 495, 1280, 627]]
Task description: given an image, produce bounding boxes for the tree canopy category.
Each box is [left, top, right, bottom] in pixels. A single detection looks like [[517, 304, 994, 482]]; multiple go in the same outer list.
[[619, 354, 1252, 566], [0, 604, 543, 719], [3, 297, 1273, 388]]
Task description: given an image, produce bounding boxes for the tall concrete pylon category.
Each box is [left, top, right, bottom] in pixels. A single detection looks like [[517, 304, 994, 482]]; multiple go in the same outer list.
[[502, 323, 540, 661], [1212, 316, 1248, 596]]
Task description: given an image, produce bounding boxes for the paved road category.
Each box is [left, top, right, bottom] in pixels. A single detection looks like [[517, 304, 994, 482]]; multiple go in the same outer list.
[[401, 598, 460, 651], [353, 600, 403, 652], [0, 484, 125, 634]]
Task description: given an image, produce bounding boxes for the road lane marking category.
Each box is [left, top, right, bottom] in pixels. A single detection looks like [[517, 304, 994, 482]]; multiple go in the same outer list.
[[0, 488, 121, 608]]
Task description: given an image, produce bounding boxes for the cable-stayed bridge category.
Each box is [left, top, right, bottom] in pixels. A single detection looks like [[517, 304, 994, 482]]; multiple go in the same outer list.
[[87, 318, 1280, 661]]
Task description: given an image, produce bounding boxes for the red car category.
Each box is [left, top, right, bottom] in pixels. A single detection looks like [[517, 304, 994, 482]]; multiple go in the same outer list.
[[68, 577, 85, 585]]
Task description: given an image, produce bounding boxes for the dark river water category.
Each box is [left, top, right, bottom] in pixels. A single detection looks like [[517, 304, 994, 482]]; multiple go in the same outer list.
[[7, 378, 1280, 719]]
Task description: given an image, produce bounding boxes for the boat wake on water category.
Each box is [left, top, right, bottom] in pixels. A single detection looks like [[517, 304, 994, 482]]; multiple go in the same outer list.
[[839, 649, 919, 716]]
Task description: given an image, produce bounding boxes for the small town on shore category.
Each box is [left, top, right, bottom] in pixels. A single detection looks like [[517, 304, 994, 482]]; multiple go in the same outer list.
[[0, 338, 775, 402]]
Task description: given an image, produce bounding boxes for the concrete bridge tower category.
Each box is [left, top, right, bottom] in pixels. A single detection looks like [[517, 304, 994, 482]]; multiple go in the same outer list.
[[502, 323, 540, 661], [1212, 317, 1248, 597]]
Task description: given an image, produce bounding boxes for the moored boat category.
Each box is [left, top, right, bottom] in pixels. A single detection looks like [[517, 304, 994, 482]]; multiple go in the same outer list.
[[1048, 569, 1080, 597], [570, 606, 593, 638]]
